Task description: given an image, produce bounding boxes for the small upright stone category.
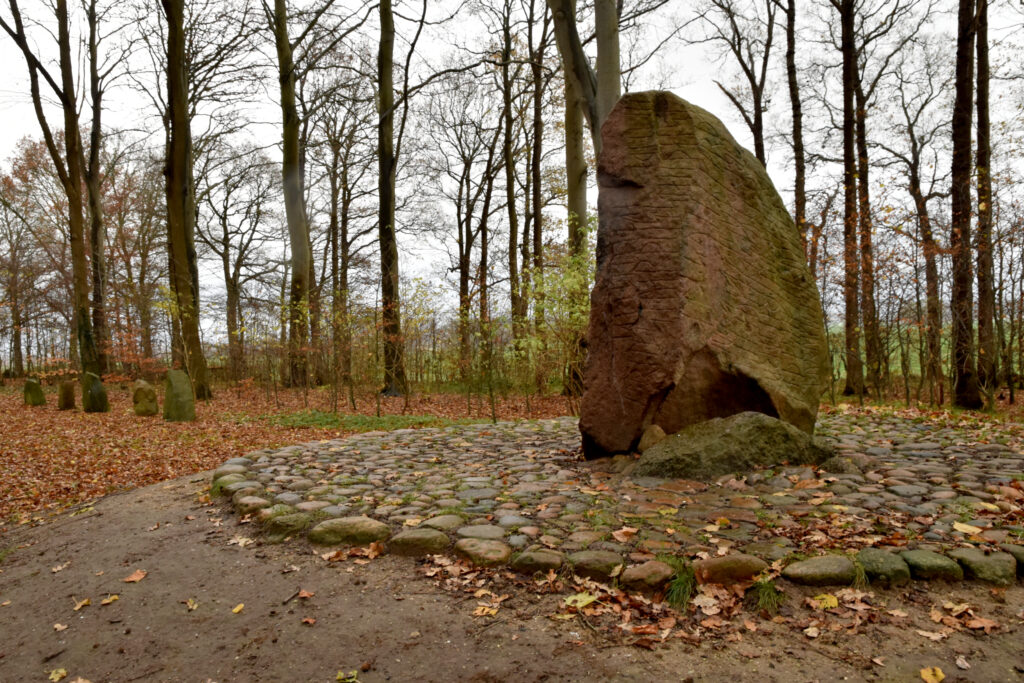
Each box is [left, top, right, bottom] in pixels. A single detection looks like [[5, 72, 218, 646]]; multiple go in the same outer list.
[[57, 381, 76, 410], [163, 369, 196, 422], [132, 379, 159, 416], [81, 372, 109, 413], [23, 378, 45, 406]]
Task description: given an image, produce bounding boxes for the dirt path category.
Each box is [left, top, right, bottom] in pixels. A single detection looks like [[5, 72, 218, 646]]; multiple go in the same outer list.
[[1, 475, 1023, 682]]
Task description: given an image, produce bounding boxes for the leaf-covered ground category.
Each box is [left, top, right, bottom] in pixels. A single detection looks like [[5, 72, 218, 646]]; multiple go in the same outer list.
[[0, 384, 570, 525]]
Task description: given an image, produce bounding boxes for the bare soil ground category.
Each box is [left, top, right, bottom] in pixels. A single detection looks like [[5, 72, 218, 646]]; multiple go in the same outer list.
[[2, 474, 1023, 683]]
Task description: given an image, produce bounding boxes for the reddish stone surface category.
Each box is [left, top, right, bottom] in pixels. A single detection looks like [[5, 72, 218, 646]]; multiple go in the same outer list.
[[580, 92, 829, 459]]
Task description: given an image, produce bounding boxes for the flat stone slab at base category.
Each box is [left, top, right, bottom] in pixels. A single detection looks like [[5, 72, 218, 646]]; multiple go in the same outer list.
[[634, 412, 833, 481], [308, 516, 391, 546], [782, 556, 856, 586]]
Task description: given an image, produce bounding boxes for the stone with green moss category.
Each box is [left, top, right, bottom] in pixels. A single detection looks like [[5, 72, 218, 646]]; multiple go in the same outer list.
[[24, 378, 45, 406], [81, 372, 109, 413], [163, 369, 195, 422], [634, 412, 833, 481]]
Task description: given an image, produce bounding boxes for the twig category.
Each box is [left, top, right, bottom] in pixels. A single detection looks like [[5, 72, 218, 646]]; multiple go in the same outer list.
[[282, 588, 301, 605]]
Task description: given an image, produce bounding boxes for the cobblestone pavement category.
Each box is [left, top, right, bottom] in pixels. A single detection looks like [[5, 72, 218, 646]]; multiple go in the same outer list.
[[212, 407, 1024, 589]]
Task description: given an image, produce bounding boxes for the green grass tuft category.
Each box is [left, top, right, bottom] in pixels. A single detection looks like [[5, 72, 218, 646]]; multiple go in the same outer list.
[[658, 554, 696, 610], [751, 578, 785, 614]]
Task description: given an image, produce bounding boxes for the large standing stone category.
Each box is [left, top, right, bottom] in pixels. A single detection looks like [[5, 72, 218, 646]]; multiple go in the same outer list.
[[132, 379, 159, 416], [24, 378, 46, 406], [163, 369, 196, 422], [57, 381, 76, 410], [580, 92, 830, 458], [81, 372, 109, 413]]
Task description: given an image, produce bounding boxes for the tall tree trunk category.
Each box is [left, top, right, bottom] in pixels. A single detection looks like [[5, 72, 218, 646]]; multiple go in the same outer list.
[[838, 0, 864, 396], [84, 0, 109, 375], [501, 6, 524, 343], [271, 0, 311, 387], [950, 0, 982, 408], [11, 291, 24, 376], [910, 182, 944, 405], [855, 80, 881, 396], [594, 0, 620, 128], [976, 0, 995, 397], [162, 0, 212, 398], [781, 0, 806, 248], [377, 0, 407, 396]]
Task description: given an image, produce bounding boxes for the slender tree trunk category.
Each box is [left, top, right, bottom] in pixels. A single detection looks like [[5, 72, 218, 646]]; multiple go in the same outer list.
[[594, 0, 620, 128], [838, 0, 863, 396], [854, 80, 881, 397], [11, 291, 24, 376], [378, 0, 407, 396], [950, 0, 982, 409], [270, 0, 311, 387], [976, 0, 995, 397], [501, 8, 524, 343], [782, 0, 805, 247], [84, 0, 109, 375], [162, 0, 211, 398], [911, 183, 944, 405]]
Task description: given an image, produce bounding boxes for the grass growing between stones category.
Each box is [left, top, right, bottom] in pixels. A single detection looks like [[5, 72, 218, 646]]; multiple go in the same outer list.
[[266, 410, 484, 431], [658, 555, 696, 610], [750, 578, 785, 614]]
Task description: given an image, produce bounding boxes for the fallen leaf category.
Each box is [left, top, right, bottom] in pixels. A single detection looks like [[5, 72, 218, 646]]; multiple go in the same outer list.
[[965, 617, 999, 633], [473, 605, 498, 617], [955, 656, 970, 671], [122, 569, 147, 583], [53, 623, 68, 632], [73, 597, 91, 611], [692, 594, 720, 616], [302, 617, 316, 625], [811, 594, 839, 610], [915, 629, 946, 641], [887, 609, 908, 618], [872, 657, 885, 667], [0, 600, 10, 607], [232, 603, 244, 614], [184, 598, 198, 611], [100, 594, 119, 606], [803, 626, 820, 639], [51, 562, 70, 573], [564, 593, 598, 609], [48, 669, 67, 682], [298, 589, 315, 600], [228, 536, 254, 548], [953, 522, 983, 535], [612, 526, 639, 543], [919, 666, 945, 683]]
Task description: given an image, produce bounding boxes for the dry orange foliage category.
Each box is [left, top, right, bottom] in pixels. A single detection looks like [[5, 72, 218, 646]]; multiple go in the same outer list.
[[0, 384, 570, 525]]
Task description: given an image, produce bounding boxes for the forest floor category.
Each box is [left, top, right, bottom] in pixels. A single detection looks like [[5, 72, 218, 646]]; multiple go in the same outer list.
[[2, 386, 1024, 681], [0, 383, 571, 524]]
